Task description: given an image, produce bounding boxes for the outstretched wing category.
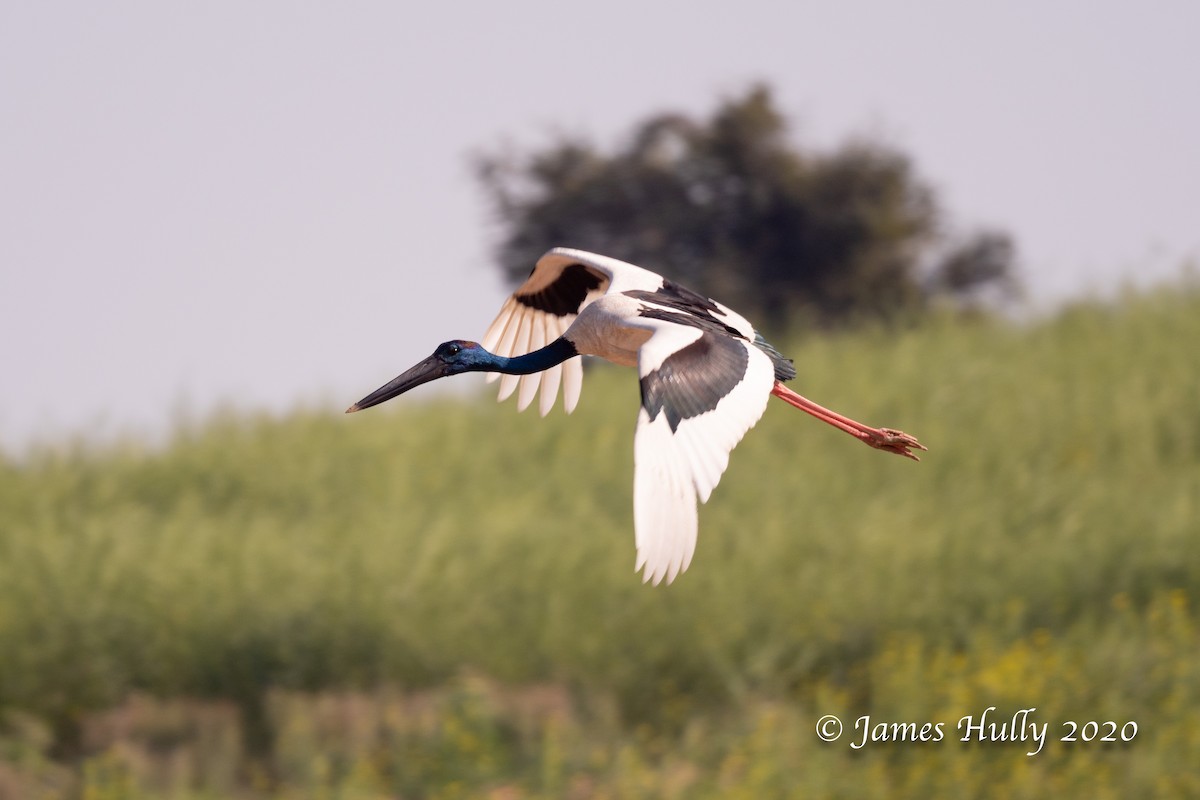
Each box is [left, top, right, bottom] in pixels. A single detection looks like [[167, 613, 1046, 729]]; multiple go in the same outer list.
[[479, 248, 663, 415], [631, 316, 775, 585]]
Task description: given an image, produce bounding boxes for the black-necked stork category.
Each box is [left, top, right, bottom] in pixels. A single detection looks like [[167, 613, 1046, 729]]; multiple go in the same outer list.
[[348, 248, 925, 585]]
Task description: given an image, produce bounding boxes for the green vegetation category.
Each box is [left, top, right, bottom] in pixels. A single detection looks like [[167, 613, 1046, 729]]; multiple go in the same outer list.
[[2, 285, 1198, 798]]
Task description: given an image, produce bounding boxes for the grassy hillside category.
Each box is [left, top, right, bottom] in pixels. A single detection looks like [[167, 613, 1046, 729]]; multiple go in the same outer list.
[[1, 286, 1198, 798]]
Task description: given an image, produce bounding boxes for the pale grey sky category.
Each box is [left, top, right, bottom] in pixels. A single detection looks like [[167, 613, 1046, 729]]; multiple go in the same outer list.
[[2, 1, 1197, 452]]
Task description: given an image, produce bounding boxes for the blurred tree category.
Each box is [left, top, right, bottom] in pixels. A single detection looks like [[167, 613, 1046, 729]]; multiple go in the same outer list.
[[476, 84, 1017, 328], [927, 228, 1021, 305]]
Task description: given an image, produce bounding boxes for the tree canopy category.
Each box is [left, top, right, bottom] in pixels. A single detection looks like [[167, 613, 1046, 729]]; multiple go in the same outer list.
[[476, 84, 1015, 329]]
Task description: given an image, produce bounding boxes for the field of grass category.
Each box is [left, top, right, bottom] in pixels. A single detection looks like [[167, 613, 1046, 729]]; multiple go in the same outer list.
[[2, 285, 1198, 798]]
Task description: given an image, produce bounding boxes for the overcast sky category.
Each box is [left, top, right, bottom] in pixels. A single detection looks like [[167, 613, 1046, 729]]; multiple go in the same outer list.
[[2, 1, 1197, 453]]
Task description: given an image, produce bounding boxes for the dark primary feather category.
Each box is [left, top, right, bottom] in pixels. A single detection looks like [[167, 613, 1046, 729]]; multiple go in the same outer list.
[[640, 330, 749, 433], [516, 263, 605, 316], [625, 280, 746, 340], [636, 303, 796, 383]]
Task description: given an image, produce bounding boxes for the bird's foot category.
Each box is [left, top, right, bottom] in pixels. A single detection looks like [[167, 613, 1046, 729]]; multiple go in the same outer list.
[[861, 428, 927, 461]]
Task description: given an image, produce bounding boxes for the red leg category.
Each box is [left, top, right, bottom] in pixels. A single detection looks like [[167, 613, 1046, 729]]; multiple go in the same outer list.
[[770, 382, 927, 461]]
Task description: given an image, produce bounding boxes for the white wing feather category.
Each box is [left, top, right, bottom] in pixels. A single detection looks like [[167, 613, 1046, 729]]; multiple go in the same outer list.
[[632, 323, 775, 585]]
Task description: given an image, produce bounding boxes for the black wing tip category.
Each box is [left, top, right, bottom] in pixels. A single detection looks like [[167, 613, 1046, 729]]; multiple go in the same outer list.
[[515, 261, 605, 316]]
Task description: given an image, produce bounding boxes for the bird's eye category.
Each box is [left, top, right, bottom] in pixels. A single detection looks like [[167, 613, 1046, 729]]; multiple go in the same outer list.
[[444, 343, 460, 356]]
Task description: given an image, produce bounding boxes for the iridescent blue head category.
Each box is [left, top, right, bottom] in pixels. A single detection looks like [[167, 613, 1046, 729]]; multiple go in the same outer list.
[[345, 339, 493, 413]]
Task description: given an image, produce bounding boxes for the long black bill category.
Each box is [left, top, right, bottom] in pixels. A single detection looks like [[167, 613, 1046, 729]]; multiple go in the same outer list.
[[345, 355, 446, 413]]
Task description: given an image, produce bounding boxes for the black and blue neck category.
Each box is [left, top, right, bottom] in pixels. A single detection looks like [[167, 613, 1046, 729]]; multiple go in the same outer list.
[[346, 337, 579, 413], [483, 337, 578, 375]]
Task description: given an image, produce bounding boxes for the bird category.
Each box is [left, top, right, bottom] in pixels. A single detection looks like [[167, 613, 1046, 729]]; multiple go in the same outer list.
[[347, 247, 926, 585]]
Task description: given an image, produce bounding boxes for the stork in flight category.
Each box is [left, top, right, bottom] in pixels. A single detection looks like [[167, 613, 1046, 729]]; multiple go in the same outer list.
[[347, 248, 925, 585]]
